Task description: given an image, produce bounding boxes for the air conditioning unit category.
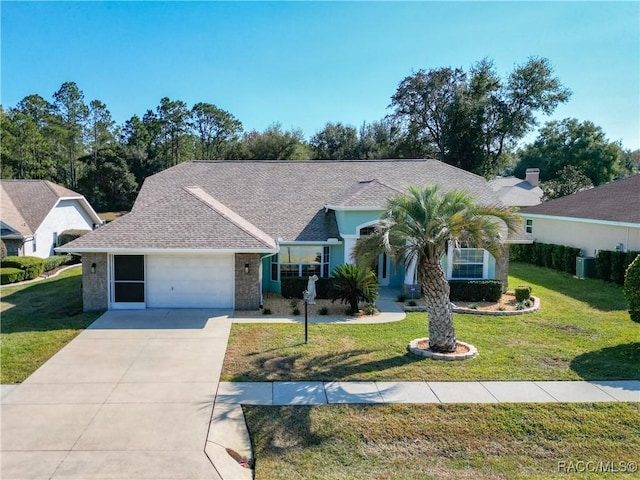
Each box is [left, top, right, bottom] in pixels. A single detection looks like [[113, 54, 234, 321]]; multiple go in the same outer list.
[[576, 256, 596, 279]]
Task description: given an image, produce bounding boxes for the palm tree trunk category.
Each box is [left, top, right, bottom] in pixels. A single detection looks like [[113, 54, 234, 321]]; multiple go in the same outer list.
[[421, 260, 457, 352]]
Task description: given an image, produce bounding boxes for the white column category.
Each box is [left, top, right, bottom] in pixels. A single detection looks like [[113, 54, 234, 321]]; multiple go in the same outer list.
[[404, 255, 417, 286], [343, 237, 357, 264]]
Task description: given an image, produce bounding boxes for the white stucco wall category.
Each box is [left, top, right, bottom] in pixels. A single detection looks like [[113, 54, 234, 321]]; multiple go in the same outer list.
[[33, 199, 95, 258], [523, 216, 640, 257]]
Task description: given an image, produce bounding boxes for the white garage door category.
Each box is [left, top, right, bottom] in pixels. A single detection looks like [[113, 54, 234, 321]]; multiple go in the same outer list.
[[146, 255, 234, 308]]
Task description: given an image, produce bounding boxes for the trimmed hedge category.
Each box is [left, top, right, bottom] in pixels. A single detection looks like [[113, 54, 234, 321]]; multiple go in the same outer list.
[[0, 267, 25, 285], [510, 242, 581, 275], [57, 229, 91, 246], [595, 250, 640, 285], [449, 280, 502, 302], [515, 285, 532, 302], [623, 254, 640, 323], [281, 277, 335, 299], [43, 254, 74, 272], [1, 256, 45, 280]]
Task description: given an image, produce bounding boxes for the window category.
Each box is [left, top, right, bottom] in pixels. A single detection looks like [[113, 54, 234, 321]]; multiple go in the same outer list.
[[112, 255, 145, 303], [525, 219, 533, 234], [451, 248, 486, 279], [271, 246, 330, 281]]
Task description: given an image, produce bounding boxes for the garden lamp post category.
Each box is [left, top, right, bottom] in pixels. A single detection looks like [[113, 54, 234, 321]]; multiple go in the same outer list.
[[302, 289, 309, 344]]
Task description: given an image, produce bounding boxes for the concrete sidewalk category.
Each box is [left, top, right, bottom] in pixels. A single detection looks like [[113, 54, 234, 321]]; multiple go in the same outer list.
[[215, 380, 640, 405]]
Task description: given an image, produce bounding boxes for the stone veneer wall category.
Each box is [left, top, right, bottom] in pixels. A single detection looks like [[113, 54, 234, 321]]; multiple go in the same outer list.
[[82, 253, 108, 311], [235, 253, 261, 310]]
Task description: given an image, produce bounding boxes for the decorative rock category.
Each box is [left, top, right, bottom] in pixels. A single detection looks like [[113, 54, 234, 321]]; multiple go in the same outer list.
[[408, 338, 478, 361]]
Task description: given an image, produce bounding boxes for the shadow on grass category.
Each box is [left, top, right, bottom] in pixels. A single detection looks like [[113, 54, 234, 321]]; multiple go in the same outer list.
[[570, 342, 640, 380], [243, 405, 329, 457], [231, 348, 425, 382], [510, 263, 627, 312], [0, 274, 94, 334]]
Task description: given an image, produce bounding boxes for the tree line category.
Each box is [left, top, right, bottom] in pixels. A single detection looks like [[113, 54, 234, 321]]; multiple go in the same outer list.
[[2, 57, 637, 212]]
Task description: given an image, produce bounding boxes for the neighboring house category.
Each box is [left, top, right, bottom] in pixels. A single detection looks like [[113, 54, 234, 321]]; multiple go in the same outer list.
[[1, 180, 102, 258], [490, 168, 543, 208], [58, 159, 513, 311], [519, 174, 640, 258]]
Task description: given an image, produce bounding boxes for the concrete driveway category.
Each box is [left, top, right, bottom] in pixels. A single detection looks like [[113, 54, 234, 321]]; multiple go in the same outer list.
[[1, 309, 232, 480]]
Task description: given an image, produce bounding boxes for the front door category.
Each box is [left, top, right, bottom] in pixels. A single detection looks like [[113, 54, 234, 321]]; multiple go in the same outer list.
[[376, 253, 389, 286]]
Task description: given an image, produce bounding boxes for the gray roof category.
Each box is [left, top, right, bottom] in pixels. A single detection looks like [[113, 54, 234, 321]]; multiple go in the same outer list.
[[520, 174, 640, 224], [1, 180, 96, 237], [63, 159, 503, 251], [489, 177, 543, 207]]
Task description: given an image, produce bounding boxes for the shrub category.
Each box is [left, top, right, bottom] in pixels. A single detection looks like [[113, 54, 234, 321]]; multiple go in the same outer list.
[[595, 249, 640, 285], [1, 256, 45, 280], [449, 280, 502, 302], [515, 285, 532, 302], [43, 254, 73, 272], [319, 306, 329, 315], [57, 229, 91, 247], [510, 242, 580, 275], [292, 307, 301, 316], [0, 267, 25, 284], [396, 294, 406, 302], [408, 300, 417, 307], [596, 250, 612, 281], [262, 308, 272, 315], [623, 254, 640, 323], [329, 264, 379, 315], [610, 251, 628, 285], [363, 303, 378, 316]]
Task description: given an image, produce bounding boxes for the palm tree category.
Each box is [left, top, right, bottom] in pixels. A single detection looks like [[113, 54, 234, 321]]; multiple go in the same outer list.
[[329, 263, 379, 315], [354, 185, 519, 353]]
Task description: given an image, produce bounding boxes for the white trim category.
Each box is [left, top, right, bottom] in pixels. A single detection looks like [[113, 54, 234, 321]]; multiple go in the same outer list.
[[324, 204, 383, 212], [520, 213, 640, 229], [57, 247, 277, 254], [278, 240, 343, 246]]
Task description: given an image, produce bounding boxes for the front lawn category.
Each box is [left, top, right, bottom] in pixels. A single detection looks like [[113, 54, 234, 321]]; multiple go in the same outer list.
[[245, 403, 640, 480], [222, 263, 640, 381], [0, 266, 102, 383]]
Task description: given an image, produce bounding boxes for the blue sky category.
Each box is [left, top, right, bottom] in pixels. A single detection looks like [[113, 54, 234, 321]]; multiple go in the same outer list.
[[2, 1, 639, 150]]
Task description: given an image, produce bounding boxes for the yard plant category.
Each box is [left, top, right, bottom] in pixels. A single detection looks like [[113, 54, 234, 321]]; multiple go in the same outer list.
[[328, 263, 379, 315], [624, 254, 640, 323], [354, 185, 518, 352]]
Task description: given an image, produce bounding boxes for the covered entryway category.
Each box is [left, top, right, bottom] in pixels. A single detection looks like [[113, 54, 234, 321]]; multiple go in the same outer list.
[[146, 254, 234, 308]]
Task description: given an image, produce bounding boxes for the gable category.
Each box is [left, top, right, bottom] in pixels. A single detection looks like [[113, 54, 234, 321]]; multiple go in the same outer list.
[[0, 180, 102, 235]]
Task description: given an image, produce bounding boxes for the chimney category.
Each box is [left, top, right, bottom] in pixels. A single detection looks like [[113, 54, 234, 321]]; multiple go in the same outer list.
[[525, 168, 540, 187]]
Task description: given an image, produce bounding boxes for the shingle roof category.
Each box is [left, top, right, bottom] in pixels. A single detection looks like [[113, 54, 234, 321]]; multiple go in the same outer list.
[[0, 180, 90, 237], [63, 187, 277, 251], [327, 179, 403, 208], [519, 174, 640, 224], [489, 177, 543, 207], [63, 159, 503, 251]]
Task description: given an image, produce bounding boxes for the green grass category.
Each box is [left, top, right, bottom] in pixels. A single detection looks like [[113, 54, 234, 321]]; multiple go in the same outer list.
[[0, 266, 102, 383], [245, 403, 640, 480], [222, 263, 640, 381]]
